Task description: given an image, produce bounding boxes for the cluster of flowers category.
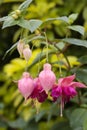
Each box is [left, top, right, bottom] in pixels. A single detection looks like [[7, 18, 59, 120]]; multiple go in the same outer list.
[[17, 63, 86, 105], [16, 41, 86, 115]]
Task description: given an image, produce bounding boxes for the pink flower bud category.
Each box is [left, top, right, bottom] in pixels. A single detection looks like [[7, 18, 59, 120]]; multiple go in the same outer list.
[[23, 45, 32, 61], [18, 72, 34, 100], [17, 40, 24, 57], [39, 63, 56, 92]]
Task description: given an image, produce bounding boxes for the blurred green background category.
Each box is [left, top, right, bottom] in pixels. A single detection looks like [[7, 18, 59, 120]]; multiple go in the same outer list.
[[1, 0, 87, 130]]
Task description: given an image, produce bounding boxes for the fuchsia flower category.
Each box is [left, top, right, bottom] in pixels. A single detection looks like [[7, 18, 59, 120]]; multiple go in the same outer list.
[[18, 72, 34, 100], [51, 74, 86, 103], [30, 78, 48, 103], [39, 63, 56, 92]]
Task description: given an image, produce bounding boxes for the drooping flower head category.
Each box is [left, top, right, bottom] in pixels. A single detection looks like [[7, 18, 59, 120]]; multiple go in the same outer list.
[[17, 39, 24, 57], [23, 44, 32, 62], [18, 72, 34, 100], [39, 63, 56, 92], [30, 78, 48, 103], [51, 74, 86, 102], [51, 74, 86, 117]]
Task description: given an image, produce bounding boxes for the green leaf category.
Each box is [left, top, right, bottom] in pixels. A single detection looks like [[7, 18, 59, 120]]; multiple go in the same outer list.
[[78, 55, 87, 64], [48, 102, 60, 121], [0, 103, 4, 109], [35, 111, 46, 122], [41, 16, 69, 28], [27, 35, 45, 43], [51, 118, 72, 130], [0, 119, 8, 128], [68, 13, 78, 24], [8, 118, 27, 128], [62, 38, 87, 48], [2, 16, 18, 29], [57, 16, 69, 23], [25, 118, 38, 130], [3, 42, 18, 59], [0, 16, 7, 22], [83, 118, 87, 130], [68, 25, 85, 35], [18, 0, 33, 11], [69, 108, 87, 130], [75, 68, 87, 84], [55, 41, 65, 50], [18, 19, 42, 32]]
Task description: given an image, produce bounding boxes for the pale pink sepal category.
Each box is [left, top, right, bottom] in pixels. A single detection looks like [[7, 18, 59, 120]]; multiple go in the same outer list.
[[58, 74, 75, 87], [69, 82, 86, 88], [18, 72, 34, 100], [39, 63, 56, 92]]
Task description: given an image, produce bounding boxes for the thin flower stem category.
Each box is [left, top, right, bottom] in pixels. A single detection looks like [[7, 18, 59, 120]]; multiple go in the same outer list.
[[77, 89, 82, 105], [25, 61, 28, 71], [54, 44, 71, 70], [44, 32, 48, 63], [60, 97, 63, 117]]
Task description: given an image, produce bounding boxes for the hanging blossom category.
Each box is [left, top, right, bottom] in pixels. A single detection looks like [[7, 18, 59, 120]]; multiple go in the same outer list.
[[51, 74, 86, 102], [16, 63, 86, 116], [51, 74, 86, 116], [18, 72, 34, 100], [17, 72, 47, 103], [39, 63, 56, 92]]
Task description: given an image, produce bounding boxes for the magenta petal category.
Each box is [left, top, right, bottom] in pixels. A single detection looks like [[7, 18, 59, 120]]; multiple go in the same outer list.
[[30, 78, 48, 102], [62, 87, 77, 102], [51, 86, 62, 101], [62, 87, 76, 96], [69, 82, 86, 88], [37, 90, 48, 102], [68, 87, 77, 96], [58, 74, 75, 87]]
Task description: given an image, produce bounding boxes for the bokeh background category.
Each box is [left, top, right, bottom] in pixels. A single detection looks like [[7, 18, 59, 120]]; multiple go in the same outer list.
[[0, 0, 87, 130]]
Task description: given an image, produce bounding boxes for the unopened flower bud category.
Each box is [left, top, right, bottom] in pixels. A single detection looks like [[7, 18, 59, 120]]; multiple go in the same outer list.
[[12, 14, 19, 19], [17, 40, 24, 57], [15, 10, 21, 16], [23, 45, 32, 61]]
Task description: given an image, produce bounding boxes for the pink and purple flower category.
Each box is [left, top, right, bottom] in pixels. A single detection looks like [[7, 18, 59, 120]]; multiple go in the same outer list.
[[51, 74, 86, 103]]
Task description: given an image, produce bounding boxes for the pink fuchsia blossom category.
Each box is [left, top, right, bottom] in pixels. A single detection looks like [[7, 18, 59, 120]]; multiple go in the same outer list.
[[30, 78, 48, 103], [18, 72, 34, 100], [23, 45, 32, 62], [39, 63, 56, 92], [51, 74, 86, 102]]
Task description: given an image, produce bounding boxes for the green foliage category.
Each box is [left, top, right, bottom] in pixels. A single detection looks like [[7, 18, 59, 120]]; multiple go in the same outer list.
[[0, 0, 87, 130], [62, 38, 87, 48]]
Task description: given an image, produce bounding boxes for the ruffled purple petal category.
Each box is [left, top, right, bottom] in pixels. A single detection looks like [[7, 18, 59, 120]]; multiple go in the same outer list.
[[37, 90, 48, 102], [51, 86, 62, 101], [30, 78, 48, 102]]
